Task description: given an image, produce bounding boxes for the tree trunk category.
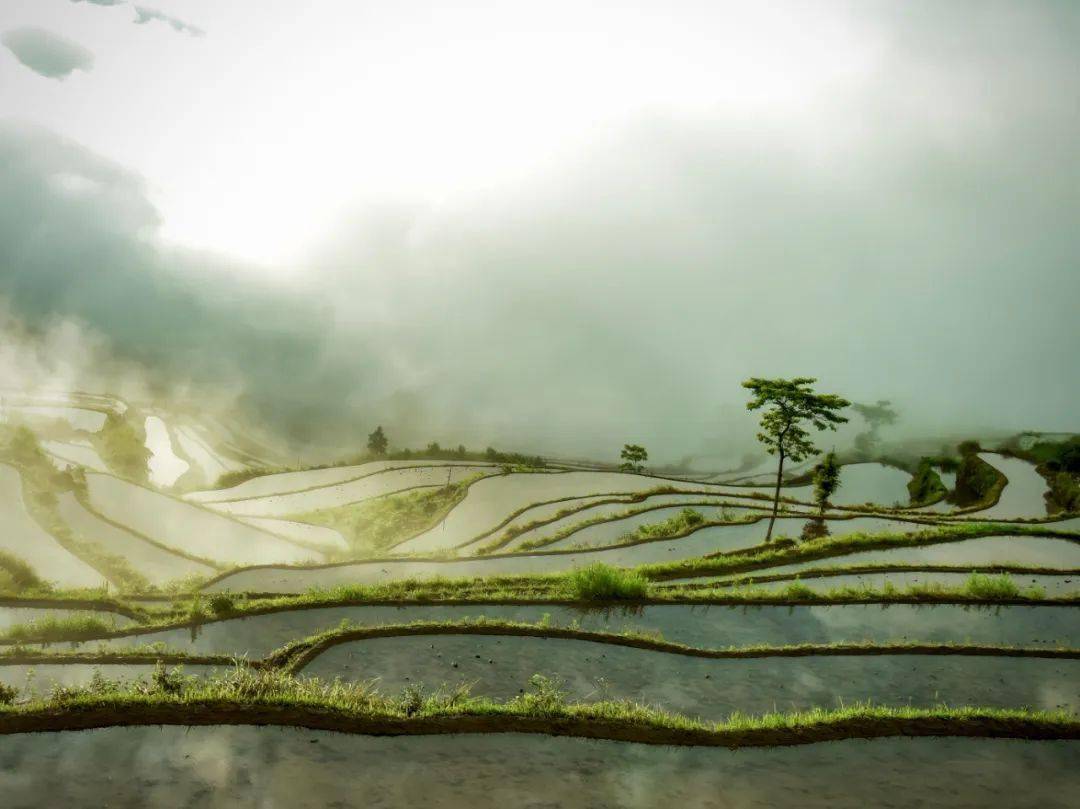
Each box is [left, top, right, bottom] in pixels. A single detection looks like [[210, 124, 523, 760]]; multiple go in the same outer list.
[[765, 451, 785, 542]]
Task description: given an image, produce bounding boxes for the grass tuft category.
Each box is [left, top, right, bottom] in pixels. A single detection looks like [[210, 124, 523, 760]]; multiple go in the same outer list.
[[564, 564, 648, 600]]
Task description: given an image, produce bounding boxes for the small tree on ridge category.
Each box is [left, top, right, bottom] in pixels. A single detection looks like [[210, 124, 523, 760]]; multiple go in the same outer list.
[[743, 377, 849, 542], [619, 444, 648, 474], [367, 425, 388, 456]]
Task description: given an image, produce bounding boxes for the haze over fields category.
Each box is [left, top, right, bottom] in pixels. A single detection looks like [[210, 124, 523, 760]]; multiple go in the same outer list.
[[1, 0, 1077, 459]]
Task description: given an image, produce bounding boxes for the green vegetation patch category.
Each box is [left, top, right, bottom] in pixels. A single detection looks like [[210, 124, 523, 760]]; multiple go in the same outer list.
[[92, 413, 151, 484], [290, 474, 485, 556], [907, 458, 948, 507], [563, 564, 648, 600], [950, 451, 1006, 509]]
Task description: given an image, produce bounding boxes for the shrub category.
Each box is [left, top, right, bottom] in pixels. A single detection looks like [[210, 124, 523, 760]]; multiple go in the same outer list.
[[963, 573, 1019, 599], [800, 519, 829, 541], [781, 580, 817, 600], [208, 593, 236, 616], [398, 683, 426, 717], [565, 564, 648, 600], [908, 457, 948, 506], [151, 662, 184, 695], [0, 681, 18, 705], [515, 674, 566, 717], [636, 508, 704, 539]]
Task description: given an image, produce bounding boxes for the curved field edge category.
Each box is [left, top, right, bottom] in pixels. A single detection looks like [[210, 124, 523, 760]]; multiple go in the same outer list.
[[5, 588, 1080, 646], [660, 563, 1080, 589], [0, 701, 1076, 748], [5, 629, 1076, 671], [187, 522, 1080, 596], [268, 620, 1080, 672]]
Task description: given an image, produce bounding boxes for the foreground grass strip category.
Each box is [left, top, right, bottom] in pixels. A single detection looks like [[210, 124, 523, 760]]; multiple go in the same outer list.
[[0, 680, 1075, 747], [266, 619, 1080, 673]]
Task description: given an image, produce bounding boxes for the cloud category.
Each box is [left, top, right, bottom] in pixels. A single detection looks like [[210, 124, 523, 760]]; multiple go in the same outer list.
[[68, 1, 125, 6], [0, 122, 347, 447], [1, 27, 94, 80], [132, 6, 204, 37], [0, 1, 1076, 460]]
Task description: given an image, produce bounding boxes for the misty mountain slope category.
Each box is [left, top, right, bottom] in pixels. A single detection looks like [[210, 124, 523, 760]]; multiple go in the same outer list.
[[84, 473, 320, 567]]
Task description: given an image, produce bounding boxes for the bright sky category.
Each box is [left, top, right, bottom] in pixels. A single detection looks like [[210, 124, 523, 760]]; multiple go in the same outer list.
[[0, 0, 883, 266]]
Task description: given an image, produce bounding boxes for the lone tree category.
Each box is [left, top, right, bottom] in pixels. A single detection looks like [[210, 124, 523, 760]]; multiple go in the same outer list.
[[743, 377, 850, 541], [812, 451, 841, 516], [367, 425, 388, 456], [619, 444, 648, 474]]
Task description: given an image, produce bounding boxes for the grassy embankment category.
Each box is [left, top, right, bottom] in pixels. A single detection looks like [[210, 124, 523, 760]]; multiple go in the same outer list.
[[3, 565, 1077, 646], [0, 666, 1075, 747]]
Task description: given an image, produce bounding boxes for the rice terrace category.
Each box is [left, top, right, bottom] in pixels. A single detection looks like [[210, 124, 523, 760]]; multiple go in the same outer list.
[[1, 1, 1078, 806]]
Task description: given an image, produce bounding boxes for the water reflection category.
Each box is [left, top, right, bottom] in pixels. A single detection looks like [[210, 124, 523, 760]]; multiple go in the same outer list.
[[0, 728, 1076, 808]]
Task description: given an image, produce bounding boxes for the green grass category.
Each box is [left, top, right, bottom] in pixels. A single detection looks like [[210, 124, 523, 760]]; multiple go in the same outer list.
[[0, 614, 119, 643], [636, 508, 706, 538], [963, 572, 1028, 599], [0, 572, 1073, 646], [563, 564, 648, 600], [0, 667, 1075, 747]]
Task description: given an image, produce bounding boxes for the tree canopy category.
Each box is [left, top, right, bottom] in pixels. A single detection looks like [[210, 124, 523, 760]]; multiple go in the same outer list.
[[619, 444, 648, 474], [367, 425, 388, 455], [743, 377, 850, 464]]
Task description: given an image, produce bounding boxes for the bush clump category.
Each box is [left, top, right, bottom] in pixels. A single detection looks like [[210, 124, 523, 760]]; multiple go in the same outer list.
[[207, 593, 236, 616], [636, 508, 704, 540], [908, 457, 948, 506], [565, 564, 648, 600]]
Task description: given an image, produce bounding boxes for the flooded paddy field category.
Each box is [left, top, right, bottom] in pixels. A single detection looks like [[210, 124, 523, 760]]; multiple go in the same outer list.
[[62, 603, 1080, 657], [0, 729, 1075, 809]]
